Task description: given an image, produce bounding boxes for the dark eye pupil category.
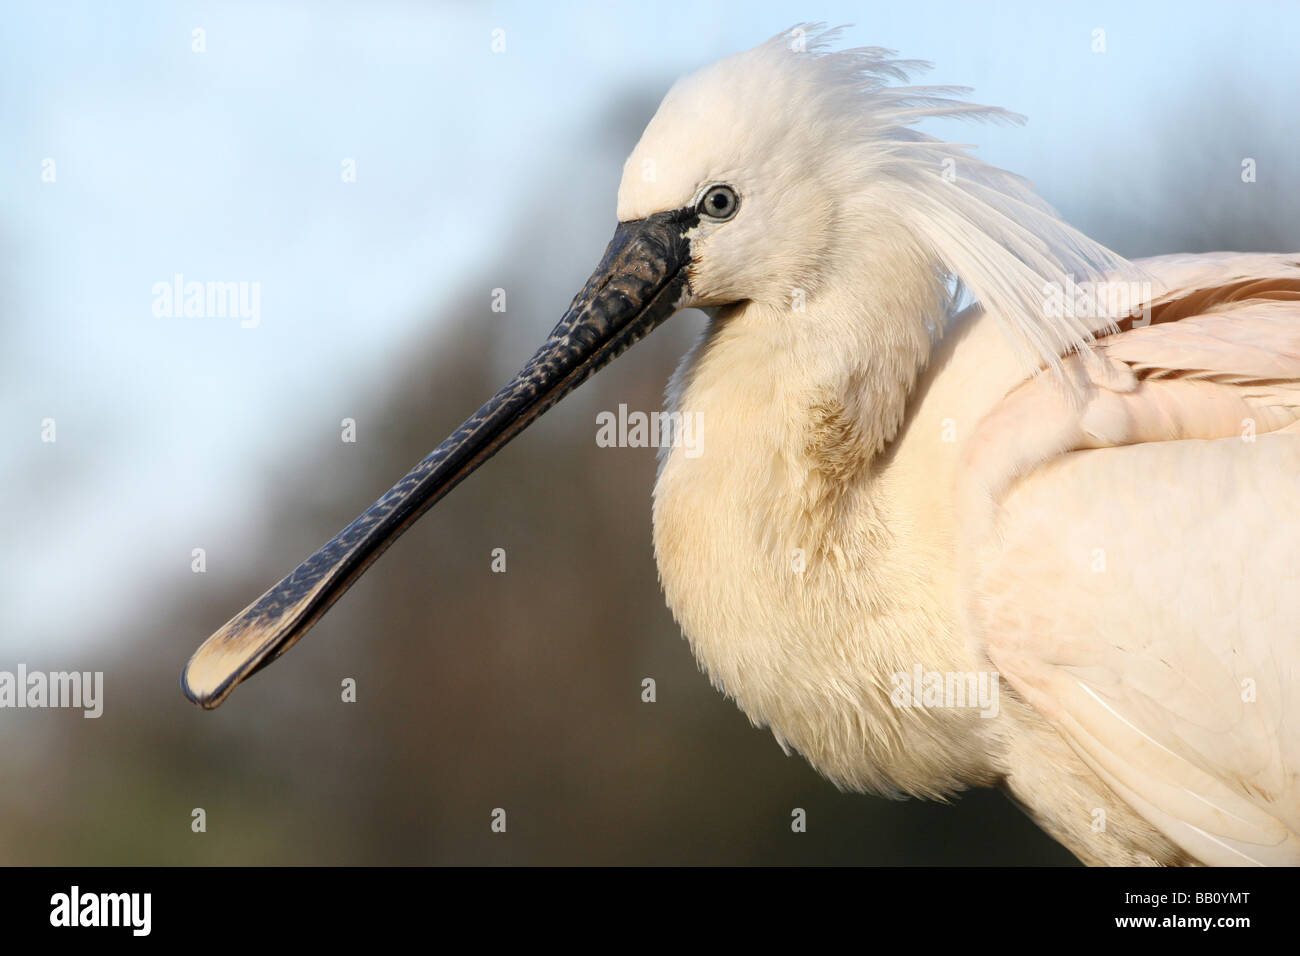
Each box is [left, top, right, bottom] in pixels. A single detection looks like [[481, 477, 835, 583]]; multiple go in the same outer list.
[[711, 193, 726, 209]]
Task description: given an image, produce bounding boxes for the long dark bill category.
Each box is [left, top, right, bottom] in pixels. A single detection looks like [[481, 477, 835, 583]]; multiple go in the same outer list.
[[183, 209, 696, 708]]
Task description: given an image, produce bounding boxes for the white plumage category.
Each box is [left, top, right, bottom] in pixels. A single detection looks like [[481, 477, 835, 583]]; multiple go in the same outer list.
[[636, 28, 1300, 865]]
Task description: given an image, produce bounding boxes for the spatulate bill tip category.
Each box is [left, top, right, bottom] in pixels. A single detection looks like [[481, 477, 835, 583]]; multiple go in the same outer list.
[[181, 660, 238, 710], [181, 623, 277, 710]]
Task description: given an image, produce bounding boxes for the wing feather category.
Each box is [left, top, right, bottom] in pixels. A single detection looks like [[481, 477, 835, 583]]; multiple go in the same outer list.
[[964, 252, 1300, 865]]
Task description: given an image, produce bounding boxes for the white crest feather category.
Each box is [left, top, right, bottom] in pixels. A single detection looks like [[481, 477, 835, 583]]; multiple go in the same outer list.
[[772, 24, 1144, 376]]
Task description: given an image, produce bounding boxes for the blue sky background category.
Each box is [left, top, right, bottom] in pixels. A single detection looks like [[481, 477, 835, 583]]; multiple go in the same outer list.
[[2, 0, 1297, 655]]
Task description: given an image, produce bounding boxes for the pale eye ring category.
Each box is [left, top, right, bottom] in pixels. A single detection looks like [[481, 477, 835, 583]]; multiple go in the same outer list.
[[698, 184, 739, 221]]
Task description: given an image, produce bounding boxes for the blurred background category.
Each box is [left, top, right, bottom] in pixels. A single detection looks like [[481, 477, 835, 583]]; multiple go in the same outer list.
[[1, 0, 1297, 864]]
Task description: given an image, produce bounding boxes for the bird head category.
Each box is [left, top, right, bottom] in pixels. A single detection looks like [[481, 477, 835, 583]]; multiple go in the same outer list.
[[616, 36, 864, 310]]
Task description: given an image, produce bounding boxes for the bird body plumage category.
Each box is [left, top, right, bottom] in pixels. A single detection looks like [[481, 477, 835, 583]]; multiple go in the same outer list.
[[641, 28, 1300, 866]]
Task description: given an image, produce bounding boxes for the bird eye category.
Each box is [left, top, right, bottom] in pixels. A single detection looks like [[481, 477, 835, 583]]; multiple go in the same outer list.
[[698, 184, 739, 221]]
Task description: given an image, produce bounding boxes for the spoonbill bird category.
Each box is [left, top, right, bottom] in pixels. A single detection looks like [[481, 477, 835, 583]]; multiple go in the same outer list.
[[184, 27, 1300, 866]]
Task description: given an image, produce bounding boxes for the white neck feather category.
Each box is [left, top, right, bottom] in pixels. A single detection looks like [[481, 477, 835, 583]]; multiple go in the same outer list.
[[652, 256, 1008, 797]]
